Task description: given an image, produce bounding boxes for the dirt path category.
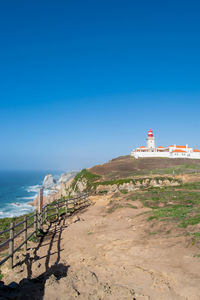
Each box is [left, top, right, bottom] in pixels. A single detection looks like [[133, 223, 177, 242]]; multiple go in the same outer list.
[[2, 196, 200, 300]]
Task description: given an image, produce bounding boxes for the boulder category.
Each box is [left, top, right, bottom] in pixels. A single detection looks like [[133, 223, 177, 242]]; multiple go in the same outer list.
[[43, 174, 56, 189], [72, 216, 80, 223]]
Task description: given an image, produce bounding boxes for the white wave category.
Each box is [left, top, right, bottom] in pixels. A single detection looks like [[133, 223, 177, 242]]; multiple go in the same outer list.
[[18, 195, 36, 200], [0, 203, 34, 219], [10, 202, 33, 208], [26, 185, 41, 193]]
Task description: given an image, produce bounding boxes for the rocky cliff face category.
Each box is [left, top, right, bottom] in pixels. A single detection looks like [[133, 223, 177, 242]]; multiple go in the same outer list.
[[95, 178, 180, 194], [64, 169, 182, 197], [32, 172, 78, 206], [43, 174, 56, 189]]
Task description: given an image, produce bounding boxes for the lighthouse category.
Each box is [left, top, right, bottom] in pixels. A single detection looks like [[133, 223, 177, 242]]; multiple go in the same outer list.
[[146, 129, 155, 149]]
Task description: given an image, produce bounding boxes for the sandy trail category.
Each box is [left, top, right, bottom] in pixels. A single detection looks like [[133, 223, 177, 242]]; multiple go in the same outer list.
[[2, 196, 200, 300]]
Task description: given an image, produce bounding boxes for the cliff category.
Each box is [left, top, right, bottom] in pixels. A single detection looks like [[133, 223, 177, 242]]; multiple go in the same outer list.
[[39, 156, 200, 203]]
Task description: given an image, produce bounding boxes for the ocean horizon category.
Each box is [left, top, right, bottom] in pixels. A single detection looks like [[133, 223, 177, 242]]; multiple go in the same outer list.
[[0, 170, 62, 219]]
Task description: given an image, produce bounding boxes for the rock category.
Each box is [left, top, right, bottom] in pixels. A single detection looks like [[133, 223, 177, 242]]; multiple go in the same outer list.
[[16, 266, 24, 274], [72, 216, 80, 223], [43, 174, 56, 188], [76, 179, 88, 192], [91, 272, 98, 283]]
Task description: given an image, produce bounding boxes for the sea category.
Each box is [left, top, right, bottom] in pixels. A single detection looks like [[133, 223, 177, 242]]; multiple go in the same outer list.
[[0, 170, 62, 219]]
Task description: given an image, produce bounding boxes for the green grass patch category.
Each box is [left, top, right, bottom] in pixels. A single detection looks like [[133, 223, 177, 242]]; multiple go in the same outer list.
[[0, 212, 34, 244], [71, 169, 101, 192], [177, 182, 200, 190], [107, 204, 125, 214], [120, 189, 128, 194], [193, 254, 200, 258], [144, 184, 200, 229]]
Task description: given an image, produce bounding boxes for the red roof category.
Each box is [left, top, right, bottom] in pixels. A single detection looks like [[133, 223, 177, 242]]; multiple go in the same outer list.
[[158, 146, 164, 148], [172, 149, 186, 153], [193, 149, 200, 152]]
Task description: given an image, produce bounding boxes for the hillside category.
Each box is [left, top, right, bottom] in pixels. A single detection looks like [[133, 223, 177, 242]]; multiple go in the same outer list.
[[89, 156, 200, 180], [1, 157, 200, 299]]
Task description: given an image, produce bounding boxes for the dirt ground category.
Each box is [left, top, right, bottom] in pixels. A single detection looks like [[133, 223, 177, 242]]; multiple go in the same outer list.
[[2, 196, 200, 300]]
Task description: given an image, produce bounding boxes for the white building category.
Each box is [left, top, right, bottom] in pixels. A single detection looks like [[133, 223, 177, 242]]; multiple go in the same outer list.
[[131, 129, 200, 159]]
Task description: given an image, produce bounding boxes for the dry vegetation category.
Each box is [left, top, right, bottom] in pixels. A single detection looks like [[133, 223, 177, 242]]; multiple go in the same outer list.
[[90, 156, 200, 180]]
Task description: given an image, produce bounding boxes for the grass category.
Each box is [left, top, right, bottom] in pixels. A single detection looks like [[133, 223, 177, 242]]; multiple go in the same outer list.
[[105, 183, 200, 236], [145, 164, 200, 176], [0, 212, 34, 243], [137, 184, 200, 230], [193, 254, 200, 258], [0, 198, 76, 245], [71, 169, 101, 192], [130, 188, 200, 208], [107, 204, 125, 213], [176, 182, 200, 190], [120, 189, 128, 194]]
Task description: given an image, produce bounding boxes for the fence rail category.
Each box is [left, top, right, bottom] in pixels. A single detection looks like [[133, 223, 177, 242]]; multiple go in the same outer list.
[[0, 193, 89, 268]]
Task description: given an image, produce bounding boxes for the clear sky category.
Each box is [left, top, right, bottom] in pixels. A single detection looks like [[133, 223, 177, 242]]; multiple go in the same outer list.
[[0, 0, 200, 171]]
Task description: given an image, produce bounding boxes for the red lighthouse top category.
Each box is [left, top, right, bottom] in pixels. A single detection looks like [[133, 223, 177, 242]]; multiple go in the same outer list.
[[148, 129, 153, 137]]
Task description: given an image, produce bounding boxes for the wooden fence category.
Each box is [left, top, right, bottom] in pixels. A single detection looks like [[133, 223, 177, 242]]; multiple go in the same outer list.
[[0, 193, 89, 268]]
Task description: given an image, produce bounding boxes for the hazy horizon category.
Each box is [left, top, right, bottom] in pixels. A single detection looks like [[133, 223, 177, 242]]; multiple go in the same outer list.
[[1, 1, 200, 170]]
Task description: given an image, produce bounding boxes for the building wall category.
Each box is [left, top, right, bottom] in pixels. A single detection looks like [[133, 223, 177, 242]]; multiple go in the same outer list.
[[131, 151, 200, 159], [147, 137, 155, 148]]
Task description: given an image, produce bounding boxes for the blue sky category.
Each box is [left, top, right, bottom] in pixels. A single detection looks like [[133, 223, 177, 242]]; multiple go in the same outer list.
[[0, 0, 200, 170]]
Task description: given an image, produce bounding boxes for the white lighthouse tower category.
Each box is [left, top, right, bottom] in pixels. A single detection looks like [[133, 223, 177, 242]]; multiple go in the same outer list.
[[146, 129, 155, 149]]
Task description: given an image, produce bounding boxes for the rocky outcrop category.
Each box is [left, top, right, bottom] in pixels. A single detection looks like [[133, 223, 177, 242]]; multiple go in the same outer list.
[[65, 177, 88, 197], [43, 174, 56, 189], [63, 170, 182, 197], [95, 178, 180, 194]]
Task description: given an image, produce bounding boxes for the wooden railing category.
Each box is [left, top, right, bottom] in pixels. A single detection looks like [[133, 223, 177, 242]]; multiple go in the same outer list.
[[0, 193, 89, 268]]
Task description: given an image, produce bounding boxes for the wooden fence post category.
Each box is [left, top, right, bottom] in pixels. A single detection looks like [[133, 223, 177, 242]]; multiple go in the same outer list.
[[9, 222, 14, 268], [65, 199, 68, 213], [78, 197, 81, 209], [38, 213, 41, 231], [24, 216, 28, 252], [34, 211, 37, 237], [45, 206, 47, 222], [38, 188, 44, 230], [56, 201, 59, 219], [38, 187, 44, 213]]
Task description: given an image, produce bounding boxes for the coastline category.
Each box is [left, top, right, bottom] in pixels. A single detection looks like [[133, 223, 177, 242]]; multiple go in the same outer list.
[[0, 171, 77, 220]]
